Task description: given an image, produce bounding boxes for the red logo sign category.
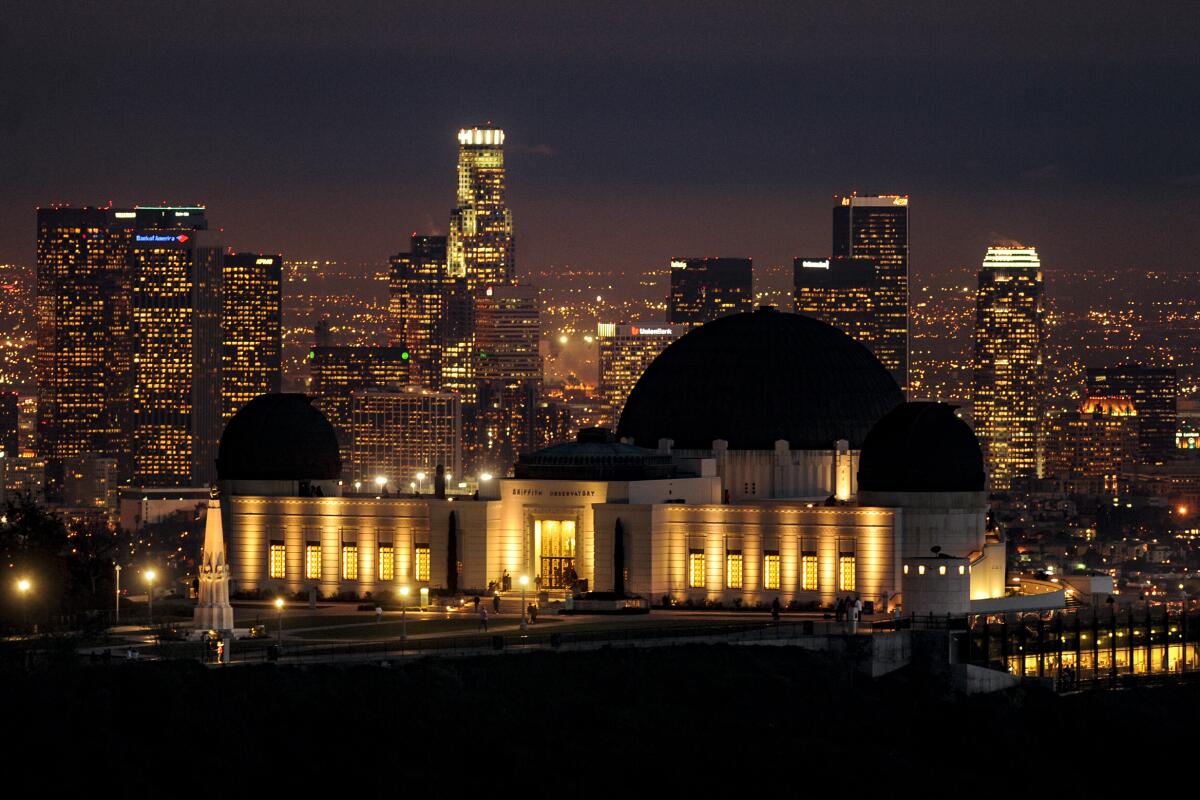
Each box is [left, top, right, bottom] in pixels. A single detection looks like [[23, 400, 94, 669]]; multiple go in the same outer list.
[[177, 234, 190, 243]]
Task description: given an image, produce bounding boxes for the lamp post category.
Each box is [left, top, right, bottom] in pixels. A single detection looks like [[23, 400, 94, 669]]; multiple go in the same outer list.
[[274, 597, 285, 651], [17, 578, 30, 629], [519, 574, 529, 631], [114, 563, 121, 625], [375, 475, 387, 497], [399, 585, 410, 654], [415, 471, 426, 495], [144, 569, 156, 628]]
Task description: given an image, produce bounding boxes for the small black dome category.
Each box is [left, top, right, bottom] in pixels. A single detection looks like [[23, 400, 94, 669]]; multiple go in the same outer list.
[[616, 308, 903, 450], [217, 394, 342, 481], [857, 402, 985, 492]]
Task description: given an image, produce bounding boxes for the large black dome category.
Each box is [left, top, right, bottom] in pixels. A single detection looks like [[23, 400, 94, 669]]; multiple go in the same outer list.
[[616, 308, 903, 450], [216, 394, 342, 481], [857, 402, 986, 492]]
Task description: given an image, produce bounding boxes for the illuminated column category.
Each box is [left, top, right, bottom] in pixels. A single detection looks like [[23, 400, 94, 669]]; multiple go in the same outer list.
[[193, 486, 234, 632], [834, 439, 852, 501]]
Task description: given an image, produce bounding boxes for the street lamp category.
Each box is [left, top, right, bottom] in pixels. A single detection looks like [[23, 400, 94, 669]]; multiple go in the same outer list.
[[519, 574, 529, 630], [274, 597, 285, 651], [353, 480, 362, 493], [114, 563, 122, 625], [16, 578, 30, 629], [399, 585, 410, 652], [479, 472, 493, 483], [415, 471, 426, 494], [144, 569, 156, 628], [375, 475, 387, 496]]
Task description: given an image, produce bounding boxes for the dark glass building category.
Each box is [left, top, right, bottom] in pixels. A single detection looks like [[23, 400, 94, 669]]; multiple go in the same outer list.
[[792, 256, 878, 350], [309, 346, 412, 470], [833, 194, 909, 392], [1086, 364, 1177, 465], [668, 257, 754, 325]]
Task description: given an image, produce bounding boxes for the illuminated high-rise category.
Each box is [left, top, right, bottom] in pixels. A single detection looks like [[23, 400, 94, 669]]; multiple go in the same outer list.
[[309, 346, 411, 470], [350, 385, 462, 486], [1086, 364, 1177, 466], [596, 323, 684, 417], [448, 127, 514, 291], [833, 194, 909, 391], [473, 284, 542, 474], [972, 245, 1046, 491], [129, 206, 223, 487], [35, 206, 135, 498], [792, 256, 878, 349], [668, 257, 753, 325], [222, 253, 282, 421], [388, 235, 448, 387], [1043, 396, 1138, 496]]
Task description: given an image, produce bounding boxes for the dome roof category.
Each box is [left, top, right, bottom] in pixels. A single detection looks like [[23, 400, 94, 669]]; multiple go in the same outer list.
[[857, 402, 985, 493], [515, 428, 676, 481], [216, 394, 342, 481], [616, 307, 903, 450]]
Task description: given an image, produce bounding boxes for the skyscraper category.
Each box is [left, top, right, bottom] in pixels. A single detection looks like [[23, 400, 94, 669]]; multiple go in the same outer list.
[[473, 284, 542, 474], [448, 127, 514, 291], [129, 206, 223, 488], [35, 206, 134, 497], [668, 257, 754, 325], [972, 245, 1046, 491], [833, 194, 909, 391], [222, 253, 282, 421], [792, 256, 878, 349], [350, 385, 462, 487], [1043, 396, 1139, 496], [388, 235, 448, 387], [1086, 364, 1178, 465], [0, 391, 18, 457], [309, 346, 411, 470], [596, 323, 684, 417]]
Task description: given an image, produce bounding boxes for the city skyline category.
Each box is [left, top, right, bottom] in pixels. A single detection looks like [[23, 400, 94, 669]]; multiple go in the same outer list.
[[3, 3, 1199, 279]]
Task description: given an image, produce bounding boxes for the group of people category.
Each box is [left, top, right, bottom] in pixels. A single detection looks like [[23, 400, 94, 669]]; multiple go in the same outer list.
[[834, 595, 864, 634]]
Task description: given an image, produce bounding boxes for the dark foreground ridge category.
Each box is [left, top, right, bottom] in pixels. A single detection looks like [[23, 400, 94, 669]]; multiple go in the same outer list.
[[8, 644, 1197, 791]]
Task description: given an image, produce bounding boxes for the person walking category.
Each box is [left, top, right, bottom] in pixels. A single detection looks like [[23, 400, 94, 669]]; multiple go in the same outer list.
[[375, 605, 383, 623], [478, 605, 488, 632], [835, 596, 845, 626], [473, 595, 480, 611], [771, 597, 782, 622], [492, 592, 501, 613]]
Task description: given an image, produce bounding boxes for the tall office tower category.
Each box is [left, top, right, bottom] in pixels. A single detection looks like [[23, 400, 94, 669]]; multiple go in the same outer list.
[[1085, 364, 1178, 465], [792, 256, 878, 348], [63, 452, 121, 517], [309, 346, 411, 469], [972, 246, 1046, 491], [448, 127, 514, 291], [668, 257, 754, 325], [129, 206, 224, 488], [222, 253, 282, 421], [0, 391, 20, 457], [533, 398, 573, 450], [472, 284, 542, 474], [388, 235, 448, 386], [1043, 396, 1139, 496], [35, 206, 135, 498], [350, 385, 462, 487], [596, 323, 684, 417], [833, 194, 909, 391]]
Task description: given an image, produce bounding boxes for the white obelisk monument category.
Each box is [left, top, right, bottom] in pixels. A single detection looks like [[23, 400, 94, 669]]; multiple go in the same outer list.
[[193, 485, 234, 632]]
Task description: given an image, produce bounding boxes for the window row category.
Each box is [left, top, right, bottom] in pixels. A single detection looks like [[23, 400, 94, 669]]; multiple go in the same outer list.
[[685, 550, 854, 592], [268, 542, 430, 582]]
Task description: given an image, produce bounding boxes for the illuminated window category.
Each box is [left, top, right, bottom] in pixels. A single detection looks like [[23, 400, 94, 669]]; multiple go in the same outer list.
[[801, 553, 819, 591], [903, 564, 909, 575], [342, 544, 358, 580], [379, 545, 395, 582], [839, 555, 856, 592], [918, 564, 926, 576], [958, 564, 966, 575], [763, 552, 780, 590], [415, 545, 431, 582], [268, 543, 285, 579], [305, 543, 321, 580], [688, 549, 705, 588], [938, 564, 947, 576], [726, 551, 743, 589]]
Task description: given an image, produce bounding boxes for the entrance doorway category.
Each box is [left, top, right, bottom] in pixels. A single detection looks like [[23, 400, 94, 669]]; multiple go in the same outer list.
[[536, 519, 576, 589]]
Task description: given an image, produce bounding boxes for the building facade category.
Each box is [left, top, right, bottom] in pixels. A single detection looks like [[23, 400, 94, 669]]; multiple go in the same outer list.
[[448, 127, 514, 291], [1043, 396, 1139, 496], [792, 256, 878, 349], [832, 194, 909, 391], [1085, 364, 1177, 466], [388, 234, 449, 388], [349, 385, 462, 488], [668, 257, 754, 325], [596, 323, 684, 417], [129, 206, 224, 488], [309, 346, 411, 470], [972, 246, 1046, 491], [221, 253, 282, 421]]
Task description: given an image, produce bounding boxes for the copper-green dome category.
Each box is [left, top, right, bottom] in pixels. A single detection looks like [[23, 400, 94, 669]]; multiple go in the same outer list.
[[616, 308, 903, 450]]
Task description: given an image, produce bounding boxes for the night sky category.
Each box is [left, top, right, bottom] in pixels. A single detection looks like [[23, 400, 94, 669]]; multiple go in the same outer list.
[[3, 2, 1199, 279]]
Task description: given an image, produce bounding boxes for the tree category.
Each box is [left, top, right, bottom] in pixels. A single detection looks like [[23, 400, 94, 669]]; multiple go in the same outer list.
[[614, 518, 626, 597], [446, 510, 459, 594]]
